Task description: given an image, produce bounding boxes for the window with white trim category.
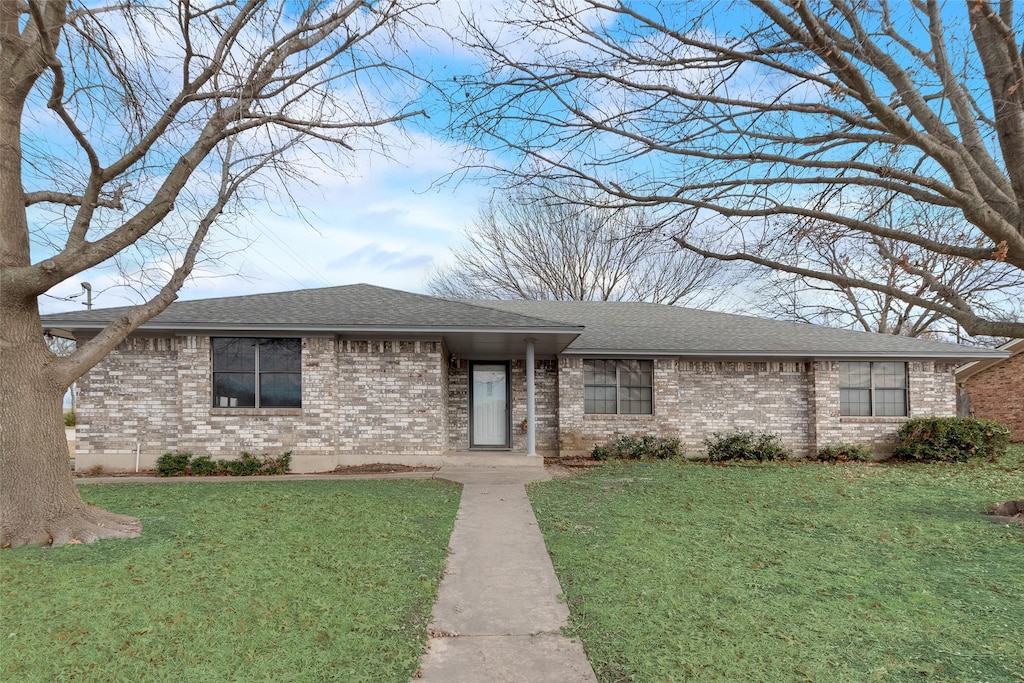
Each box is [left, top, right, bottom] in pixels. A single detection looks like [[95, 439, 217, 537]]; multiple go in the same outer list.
[[212, 338, 301, 408], [839, 361, 906, 416], [584, 359, 653, 414]]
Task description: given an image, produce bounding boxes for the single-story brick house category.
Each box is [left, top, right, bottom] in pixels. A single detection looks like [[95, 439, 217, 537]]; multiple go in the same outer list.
[[42, 284, 1007, 472], [956, 338, 1023, 441]]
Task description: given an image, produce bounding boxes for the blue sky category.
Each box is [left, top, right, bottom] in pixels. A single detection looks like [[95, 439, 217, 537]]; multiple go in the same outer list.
[[32, 0, 1008, 321], [34, 1, 507, 315], [27, 1, 813, 315], [37, 115, 490, 314]]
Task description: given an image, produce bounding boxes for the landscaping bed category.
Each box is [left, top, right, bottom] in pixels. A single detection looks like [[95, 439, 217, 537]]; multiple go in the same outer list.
[[330, 463, 440, 475]]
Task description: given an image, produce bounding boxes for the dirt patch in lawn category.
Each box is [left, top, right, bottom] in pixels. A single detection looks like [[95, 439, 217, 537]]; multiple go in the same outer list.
[[73, 464, 439, 478], [328, 463, 439, 475], [74, 468, 157, 478], [544, 456, 602, 477], [988, 499, 1024, 529]]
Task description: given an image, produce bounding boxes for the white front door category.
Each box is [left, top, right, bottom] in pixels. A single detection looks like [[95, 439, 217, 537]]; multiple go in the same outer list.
[[471, 363, 509, 447]]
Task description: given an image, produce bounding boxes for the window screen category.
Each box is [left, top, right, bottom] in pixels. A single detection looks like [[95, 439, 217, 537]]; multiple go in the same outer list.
[[839, 361, 906, 417], [584, 359, 653, 415]]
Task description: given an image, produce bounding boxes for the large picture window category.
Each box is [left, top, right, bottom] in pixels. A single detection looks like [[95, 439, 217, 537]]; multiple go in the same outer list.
[[839, 361, 906, 417], [212, 338, 301, 408], [584, 359, 653, 414]]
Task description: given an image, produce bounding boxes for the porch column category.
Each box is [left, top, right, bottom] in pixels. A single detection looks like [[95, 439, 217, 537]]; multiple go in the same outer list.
[[526, 339, 536, 456]]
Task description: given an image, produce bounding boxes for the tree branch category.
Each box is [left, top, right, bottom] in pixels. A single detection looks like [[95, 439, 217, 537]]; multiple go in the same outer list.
[[24, 185, 127, 209]]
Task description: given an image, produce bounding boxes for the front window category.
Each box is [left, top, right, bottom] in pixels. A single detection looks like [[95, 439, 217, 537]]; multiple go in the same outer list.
[[839, 361, 906, 416], [212, 338, 301, 408], [584, 359, 653, 414]]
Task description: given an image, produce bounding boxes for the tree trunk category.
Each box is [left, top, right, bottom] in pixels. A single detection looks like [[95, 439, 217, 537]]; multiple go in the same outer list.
[[0, 297, 141, 548], [0, 7, 137, 548]]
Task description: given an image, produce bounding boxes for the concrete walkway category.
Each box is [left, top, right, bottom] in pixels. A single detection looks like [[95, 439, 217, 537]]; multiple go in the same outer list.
[[417, 466, 597, 683]]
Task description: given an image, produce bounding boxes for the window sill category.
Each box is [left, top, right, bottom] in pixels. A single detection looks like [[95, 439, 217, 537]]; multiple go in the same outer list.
[[209, 408, 303, 417], [584, 413, 656, 419], [840, 416, 908, 423]]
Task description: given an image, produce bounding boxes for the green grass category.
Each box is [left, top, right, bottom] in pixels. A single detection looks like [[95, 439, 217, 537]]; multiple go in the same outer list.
[[1, 480, 461, 682], [530, 446, 1024, 682]]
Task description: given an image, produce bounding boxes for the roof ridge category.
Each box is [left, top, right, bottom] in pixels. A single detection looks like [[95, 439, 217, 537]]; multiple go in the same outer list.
[[450, 298, 586, 328], [45, 282, 408, 316]]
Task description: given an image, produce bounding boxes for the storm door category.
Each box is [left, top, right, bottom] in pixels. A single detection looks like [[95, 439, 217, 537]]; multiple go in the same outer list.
[[469, 362, 510, 448]]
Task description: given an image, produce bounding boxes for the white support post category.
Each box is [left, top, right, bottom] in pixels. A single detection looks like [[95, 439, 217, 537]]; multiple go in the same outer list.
[[526, 339, 536, 456]]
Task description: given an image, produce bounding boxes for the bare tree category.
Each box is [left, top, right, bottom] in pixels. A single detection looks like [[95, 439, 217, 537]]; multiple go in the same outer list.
[[755, 194, 1024, 339], [1, 1, 429, 547], [427, 184, 728, 305], [451, 0, 1024, 338]]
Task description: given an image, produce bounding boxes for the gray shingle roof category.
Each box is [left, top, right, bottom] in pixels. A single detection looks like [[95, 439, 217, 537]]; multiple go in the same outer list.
[[40, 284, 1006, 360], [470, 299, 1004, 359], [41, 284, 580, 332]]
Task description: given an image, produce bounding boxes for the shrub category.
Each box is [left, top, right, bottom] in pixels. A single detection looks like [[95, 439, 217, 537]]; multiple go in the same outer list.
[[155, 451, 293, 476], [590, 435, 682, 461], [188, 455, 224, 476], [63, 410, 76, 427], [260, 451, 292, 475], [812, 443, 873, 462], [223, 451, 264, 476], [704, 431, 791, 462], [156, 452, 192, 476], [892, 417, 1010, 462]]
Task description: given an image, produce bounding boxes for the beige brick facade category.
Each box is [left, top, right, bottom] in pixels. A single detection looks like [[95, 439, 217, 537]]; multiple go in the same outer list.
[[78, 335, 450, 472], [810, 361, 956, 457], [76, 335, 961, 470], [446, 359, 559, 454], [557, 358, 956, 459], [559, 358, 814, 457]]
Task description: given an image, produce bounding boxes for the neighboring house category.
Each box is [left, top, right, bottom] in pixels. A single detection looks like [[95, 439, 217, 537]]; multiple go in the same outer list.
[[956, 338, 1024, 442], [40, 284, 1007, 472]]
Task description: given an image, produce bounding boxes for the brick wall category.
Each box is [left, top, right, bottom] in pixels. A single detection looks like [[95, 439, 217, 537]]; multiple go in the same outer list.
[[76, 337, 179, 464], [963, 352, 1024, 441], [76, 335, 449, 471], [510, 359, 559, 454], [558, 358, 813, 457], [677, 361, 812, 455], [558, 358, 957, 459], [810, 359, 904, 457], [335, 339, 446, 455], [176, 336, 340, 459], [440, 341, 451, 452], [812, 361, 955, 457], [76, 335, 966, 470], [910, 361, 958, 417], [446, 359, 559, 453]]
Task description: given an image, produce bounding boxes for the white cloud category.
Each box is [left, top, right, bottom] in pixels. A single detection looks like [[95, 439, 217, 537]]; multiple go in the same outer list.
[[38, 122, 486, 314], [32, 1, 587, 316]]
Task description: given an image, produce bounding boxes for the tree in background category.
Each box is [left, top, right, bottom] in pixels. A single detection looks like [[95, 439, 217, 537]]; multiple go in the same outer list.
[[1, 0, 429, 547], [451, 0, 1024, 338], [427, 184, 728, 306], [754, 193, 1023, 340]]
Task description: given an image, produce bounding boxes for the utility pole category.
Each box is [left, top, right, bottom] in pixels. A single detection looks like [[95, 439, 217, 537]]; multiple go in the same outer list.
[[81, 282, 92, 310]]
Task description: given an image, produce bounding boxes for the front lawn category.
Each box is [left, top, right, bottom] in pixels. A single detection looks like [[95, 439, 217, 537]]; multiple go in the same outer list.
[[1, 480, 460, 682], [530, 447, 1024, 682]]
